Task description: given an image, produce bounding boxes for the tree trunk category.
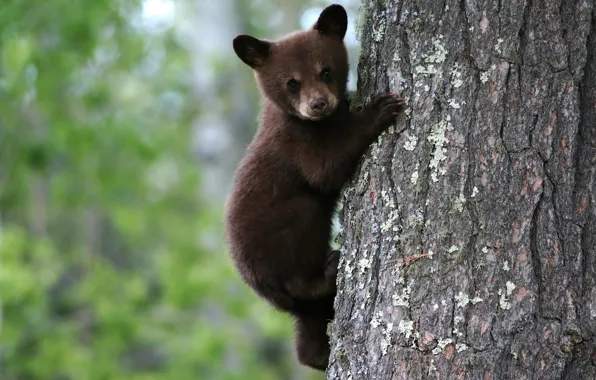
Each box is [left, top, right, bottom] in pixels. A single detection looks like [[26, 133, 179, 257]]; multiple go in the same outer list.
[[328, 0, 595, 379]]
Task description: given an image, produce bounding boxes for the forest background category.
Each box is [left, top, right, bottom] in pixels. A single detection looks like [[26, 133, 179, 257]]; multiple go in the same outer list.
[[0, 0, 361, 379]]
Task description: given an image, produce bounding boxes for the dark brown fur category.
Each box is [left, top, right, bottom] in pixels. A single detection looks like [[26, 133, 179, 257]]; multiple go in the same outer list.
[[225, 4, 404, 371]]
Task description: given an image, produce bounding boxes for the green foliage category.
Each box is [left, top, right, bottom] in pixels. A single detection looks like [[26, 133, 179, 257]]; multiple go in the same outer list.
[[0, 0, 323, 379]]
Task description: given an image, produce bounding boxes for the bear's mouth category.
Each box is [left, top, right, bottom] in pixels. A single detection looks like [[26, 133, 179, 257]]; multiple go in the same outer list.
[[300, 110, 333, 120]]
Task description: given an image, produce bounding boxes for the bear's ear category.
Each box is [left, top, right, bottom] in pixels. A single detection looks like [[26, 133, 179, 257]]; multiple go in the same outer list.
[[313, 4, 348, 40], [233, 35, 271, 68]]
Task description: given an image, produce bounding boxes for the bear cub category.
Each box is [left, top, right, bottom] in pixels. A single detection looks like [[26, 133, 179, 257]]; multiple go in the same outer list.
[[225, 4, 404, 371]]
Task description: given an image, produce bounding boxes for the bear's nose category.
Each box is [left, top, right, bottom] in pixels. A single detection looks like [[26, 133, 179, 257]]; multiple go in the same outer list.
[[310, 97, 328, 112]]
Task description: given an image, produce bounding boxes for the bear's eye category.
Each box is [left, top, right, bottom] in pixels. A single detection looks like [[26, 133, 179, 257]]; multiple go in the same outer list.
[[287, 79, 300, 92], [320, 68, 332, 80]]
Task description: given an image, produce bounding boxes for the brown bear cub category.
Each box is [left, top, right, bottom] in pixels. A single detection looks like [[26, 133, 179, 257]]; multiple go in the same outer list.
[[225, 4, 404, 371]]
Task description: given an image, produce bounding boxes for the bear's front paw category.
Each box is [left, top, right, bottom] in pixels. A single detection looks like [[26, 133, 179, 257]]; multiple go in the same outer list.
[[366, 93, 405, 130]]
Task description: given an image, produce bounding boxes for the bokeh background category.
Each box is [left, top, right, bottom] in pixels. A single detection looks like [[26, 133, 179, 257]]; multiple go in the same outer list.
[[0, 0, 361, 379]]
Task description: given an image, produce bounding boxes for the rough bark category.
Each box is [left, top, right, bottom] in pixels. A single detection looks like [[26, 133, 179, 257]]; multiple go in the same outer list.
[[328, 0, 595, 379]]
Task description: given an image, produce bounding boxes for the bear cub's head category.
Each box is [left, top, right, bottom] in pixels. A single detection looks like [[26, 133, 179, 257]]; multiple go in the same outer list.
[[233, 4, 349, 121]]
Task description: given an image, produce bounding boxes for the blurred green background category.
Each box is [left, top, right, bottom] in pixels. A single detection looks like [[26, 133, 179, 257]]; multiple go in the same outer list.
[[0, 0, 359, 379]]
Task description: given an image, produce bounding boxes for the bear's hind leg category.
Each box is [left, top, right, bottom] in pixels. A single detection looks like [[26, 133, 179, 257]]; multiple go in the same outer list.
[[294, 311, 333, 371]]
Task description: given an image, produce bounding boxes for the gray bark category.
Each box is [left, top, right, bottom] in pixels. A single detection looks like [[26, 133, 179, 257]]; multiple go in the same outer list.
[[328, 0, 596, 379]]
